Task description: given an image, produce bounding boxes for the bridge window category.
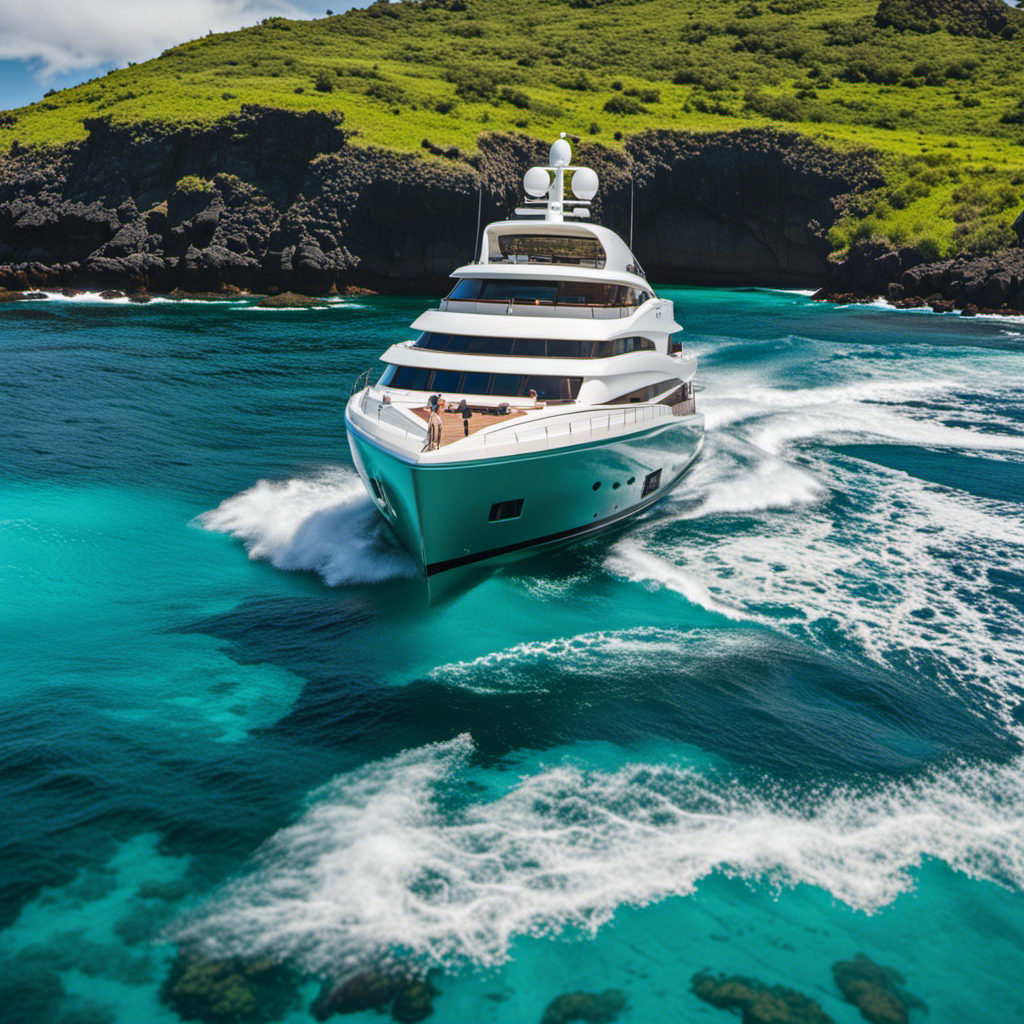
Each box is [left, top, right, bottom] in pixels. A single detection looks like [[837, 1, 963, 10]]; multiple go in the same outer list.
[[413, 333, 656, 358], [445, 279, 648, 308], [496, 234, 606, 268], [383, 366, 583, 401]]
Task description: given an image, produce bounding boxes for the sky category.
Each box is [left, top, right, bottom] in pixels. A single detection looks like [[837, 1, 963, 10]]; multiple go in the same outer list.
[[0, 0, 363, 110]]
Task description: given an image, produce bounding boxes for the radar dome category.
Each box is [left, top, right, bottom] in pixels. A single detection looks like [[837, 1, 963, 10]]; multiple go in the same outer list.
[[549, 138, 572, 167], [523, 166, 551, 197], [571, 167, 599, 200]]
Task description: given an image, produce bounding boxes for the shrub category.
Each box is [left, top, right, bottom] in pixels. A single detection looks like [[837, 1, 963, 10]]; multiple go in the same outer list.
[[499, 86, 531, 109], [174, 175, 216, 196], [1000, 98, 1024, 125], [588, 120, 600, 134], [604, 94, 645, 114], [314, 70, 334, 92], [744, 90, 803, 121], [365, 80, 405, 104], [625, 87, 660, 103]]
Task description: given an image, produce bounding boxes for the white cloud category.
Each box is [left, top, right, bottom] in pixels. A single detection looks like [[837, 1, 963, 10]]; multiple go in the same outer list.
[[0, 0, 308, 77]]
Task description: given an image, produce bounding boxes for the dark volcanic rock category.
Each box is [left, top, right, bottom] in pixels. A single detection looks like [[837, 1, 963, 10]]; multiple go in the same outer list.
[[625, 129, 883, 287], [0, 109, 886, 295], [691, 971, 835, 1024], [256, 291, 327, 308], [832, 954, 926, 1024], [822, 241, 1024, 313], [540, 989, 628, 1024]]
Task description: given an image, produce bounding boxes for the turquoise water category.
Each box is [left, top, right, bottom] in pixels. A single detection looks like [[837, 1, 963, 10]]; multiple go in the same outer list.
[[2, 289, 1024, 1024]]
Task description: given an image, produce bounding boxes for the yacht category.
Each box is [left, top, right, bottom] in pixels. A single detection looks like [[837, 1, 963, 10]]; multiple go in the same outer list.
[[345, 135, 704, 596]]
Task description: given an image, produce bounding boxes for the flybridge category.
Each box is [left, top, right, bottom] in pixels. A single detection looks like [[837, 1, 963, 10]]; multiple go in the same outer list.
[[515, 134, 599, 223]]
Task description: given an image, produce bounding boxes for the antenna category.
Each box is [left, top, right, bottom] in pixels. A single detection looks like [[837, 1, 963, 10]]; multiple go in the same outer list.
[[629, 175, 634, 251], [474, 178, 483, 262]]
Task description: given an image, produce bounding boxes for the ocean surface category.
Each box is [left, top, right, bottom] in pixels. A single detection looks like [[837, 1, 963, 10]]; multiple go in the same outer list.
[[2, 287, 1024, 1024]]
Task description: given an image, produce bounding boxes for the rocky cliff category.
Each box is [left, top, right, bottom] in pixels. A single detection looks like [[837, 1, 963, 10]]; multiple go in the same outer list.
[[0, 107, 883, 295]]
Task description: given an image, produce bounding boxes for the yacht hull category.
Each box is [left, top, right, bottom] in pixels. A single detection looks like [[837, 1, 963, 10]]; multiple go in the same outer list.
[[347, 413, 704, 596]]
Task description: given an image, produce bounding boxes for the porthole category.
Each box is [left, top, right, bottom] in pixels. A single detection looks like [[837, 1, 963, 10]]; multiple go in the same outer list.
[[592, 481, 601, 491], [612, 482, 620, 490], [627, 476, 635, 485]]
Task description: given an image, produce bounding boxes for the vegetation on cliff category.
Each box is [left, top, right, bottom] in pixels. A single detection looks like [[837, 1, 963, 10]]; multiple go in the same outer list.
[[1, 0, 1022, 261]]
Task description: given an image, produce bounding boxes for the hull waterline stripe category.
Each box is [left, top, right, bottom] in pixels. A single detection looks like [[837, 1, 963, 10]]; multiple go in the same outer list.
[[424, 455, 699, 577]]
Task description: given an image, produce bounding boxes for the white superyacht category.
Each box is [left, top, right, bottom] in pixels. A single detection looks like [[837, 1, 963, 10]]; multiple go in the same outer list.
[[345, 136, 704, 595]]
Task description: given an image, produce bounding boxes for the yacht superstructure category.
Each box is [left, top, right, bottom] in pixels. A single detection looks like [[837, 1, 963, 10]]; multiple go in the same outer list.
[[345, 136, 704, 595]]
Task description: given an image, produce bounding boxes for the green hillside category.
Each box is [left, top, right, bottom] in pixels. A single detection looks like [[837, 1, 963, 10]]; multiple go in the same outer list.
[[3, 0, 1024, 258]]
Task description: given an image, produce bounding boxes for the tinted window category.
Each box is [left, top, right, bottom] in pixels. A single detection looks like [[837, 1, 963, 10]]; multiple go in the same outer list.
[[412, 334, 657, 359], [377, 365, 396, 386], [445, 279, 645, 307], [462, 372, 490, 394], [432, 370, 462, 392], [391, 366, 432, 391], [513, 338, 546, 357], [382, 367, 582, 400], [497, 234, 605, 266], [490, 374, 523, 396], [449, 279, 482, 300], [480, 280, 558, 303], [608, 378, 682, 404]]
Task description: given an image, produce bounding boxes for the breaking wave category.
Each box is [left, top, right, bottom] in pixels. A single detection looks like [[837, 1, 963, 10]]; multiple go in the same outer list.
[[194, 469, 418, 585]]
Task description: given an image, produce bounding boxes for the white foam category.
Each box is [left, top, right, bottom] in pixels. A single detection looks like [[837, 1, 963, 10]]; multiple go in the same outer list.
[[428, 627, 706, 693], [194, 469, 418, 585], [608, 363, 1024, 735], [171, 736, 1024, 975]]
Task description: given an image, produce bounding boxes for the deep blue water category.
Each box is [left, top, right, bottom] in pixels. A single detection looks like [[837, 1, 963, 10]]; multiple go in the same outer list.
[[2, 289, 1024, 1024]]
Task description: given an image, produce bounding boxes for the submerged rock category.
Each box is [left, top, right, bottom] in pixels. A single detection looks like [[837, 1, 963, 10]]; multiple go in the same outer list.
[[392, 980, 435, 1023], [831, 954, 926, 1024], [161, 949, 298, 1024], [540, 989, 628, 1024], [310, 970, 438, 1022], [691, 971, 835, 1024]]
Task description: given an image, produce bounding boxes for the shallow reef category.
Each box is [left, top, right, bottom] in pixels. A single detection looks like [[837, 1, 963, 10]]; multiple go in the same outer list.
[[691, 971, 835, 1024], [832, 953, 927, 1024]]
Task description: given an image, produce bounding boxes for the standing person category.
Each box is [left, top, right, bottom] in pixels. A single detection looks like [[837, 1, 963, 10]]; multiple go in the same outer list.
[[457, 398, 473, 437], [426, 402, 442, 451]]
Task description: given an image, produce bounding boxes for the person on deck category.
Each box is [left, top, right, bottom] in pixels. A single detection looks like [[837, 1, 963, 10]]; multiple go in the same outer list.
[[457, 398, 473, 437], [426, 402, 442, 450]]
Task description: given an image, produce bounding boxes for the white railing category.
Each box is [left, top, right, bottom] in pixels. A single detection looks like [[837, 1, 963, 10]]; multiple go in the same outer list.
[[479, 403, 669, 452], [357, 388, 428, 445], [440, 299, 634, 319]]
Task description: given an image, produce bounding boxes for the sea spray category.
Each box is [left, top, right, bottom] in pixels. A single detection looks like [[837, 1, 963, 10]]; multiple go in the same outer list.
[[195, 469, 419, 585]]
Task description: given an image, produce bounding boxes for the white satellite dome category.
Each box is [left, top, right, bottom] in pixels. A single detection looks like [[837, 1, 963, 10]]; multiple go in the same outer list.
[[571, 167, 599, 200], [523, 166, 551, 197], [549, 137, 572, 168]]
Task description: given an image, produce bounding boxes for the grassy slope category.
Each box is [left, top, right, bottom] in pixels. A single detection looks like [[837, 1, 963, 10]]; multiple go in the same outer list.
[[2, 0, 1023, 258]]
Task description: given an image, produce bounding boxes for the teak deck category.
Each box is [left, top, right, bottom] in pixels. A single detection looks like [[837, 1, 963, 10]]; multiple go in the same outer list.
[[411, 406, 526, 447]]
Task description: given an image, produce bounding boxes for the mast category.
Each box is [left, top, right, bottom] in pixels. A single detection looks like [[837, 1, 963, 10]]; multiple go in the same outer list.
[[518, 134, 599, 222]]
